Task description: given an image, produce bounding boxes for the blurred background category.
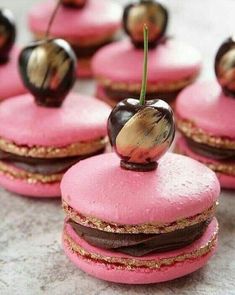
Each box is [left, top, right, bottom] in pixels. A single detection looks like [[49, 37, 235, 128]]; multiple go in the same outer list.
[[1, 0, 235, 81]]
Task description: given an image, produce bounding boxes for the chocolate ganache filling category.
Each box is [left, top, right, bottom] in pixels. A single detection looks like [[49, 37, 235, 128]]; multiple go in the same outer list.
[[185, 138, 235, 161], [69, 219, 210, 257], [101, 86, 181, 104], [0, 148, 105, 175]]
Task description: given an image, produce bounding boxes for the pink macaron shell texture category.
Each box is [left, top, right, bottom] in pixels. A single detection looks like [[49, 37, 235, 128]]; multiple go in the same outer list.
[[176, 136, 235, 189], [63, 218, 218, 284], [0, 172, 60, 197], [28, 0, 121, 39], [61, 152, 220, 225], [0, 92, 111, 147], [0, 47, 26, 100], [92, 39, 201, 84], [176, 81, 235, 139]]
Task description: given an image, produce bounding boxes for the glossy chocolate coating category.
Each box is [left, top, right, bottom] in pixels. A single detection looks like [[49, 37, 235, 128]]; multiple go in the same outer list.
[[69, 219, 210, 257], [123, 0, 168, 48], [108, 98, 175, 171], [0, 8, 16, 63], [19, 38, 76, 107], [62, 0, 87, 8], [215, 37, 235, 97]]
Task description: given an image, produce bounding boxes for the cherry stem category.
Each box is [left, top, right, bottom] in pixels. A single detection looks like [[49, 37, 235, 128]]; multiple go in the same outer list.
[[45, 0, 62, 39], [139, 25, 148, 106]]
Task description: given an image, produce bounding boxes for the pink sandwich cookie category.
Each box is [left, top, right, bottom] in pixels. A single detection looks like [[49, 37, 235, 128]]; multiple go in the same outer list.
[[92, 0, 201, 107], [28, 0, 122, 78], [176, 37, 235, 189], [0, 36, 110, 197], [0, 9, 25, 100], [61, 27, 220, 284]]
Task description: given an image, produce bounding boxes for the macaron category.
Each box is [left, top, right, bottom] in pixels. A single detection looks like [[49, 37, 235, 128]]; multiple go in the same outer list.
[[0, 38, 110, 197], [62, 153, 219, 284], [28, 0, 122, 78], [0, 9, 26, 100], [176, 37, 235, 189], [92, 0, 201, 107], [62, 28, 219, 283]]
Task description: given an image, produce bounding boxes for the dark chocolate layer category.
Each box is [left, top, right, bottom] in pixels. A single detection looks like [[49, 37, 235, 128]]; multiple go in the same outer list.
[[0, 148, 105, 175], [69, 219, 210, 257], [72, 39, 115, 58], [186, 138, 235, 161], [102, 86, 181, 104]]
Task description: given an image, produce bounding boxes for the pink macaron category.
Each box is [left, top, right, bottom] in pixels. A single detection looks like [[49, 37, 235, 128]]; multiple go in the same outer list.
[[176, 37, 235, 189], [0, 93, 111, 197], [92, 1, 201, 107], [61, 91, 220, 283], [0, 9, 26, 100], [61, 152, 219, 284], [28, 0, 122, 78], [0, 37, 111, 198]]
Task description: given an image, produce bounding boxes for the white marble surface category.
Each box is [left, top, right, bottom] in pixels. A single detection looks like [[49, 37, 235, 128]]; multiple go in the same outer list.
[[0, 0, 235, 294]]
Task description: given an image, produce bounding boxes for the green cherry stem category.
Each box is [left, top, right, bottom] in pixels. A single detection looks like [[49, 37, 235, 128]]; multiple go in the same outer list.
[[139, 25, 148, 106], [45, 0, 62, 39]]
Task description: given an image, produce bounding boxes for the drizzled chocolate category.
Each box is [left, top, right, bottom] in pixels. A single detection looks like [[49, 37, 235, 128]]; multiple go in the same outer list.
[[185, 138, 235, 161], [0, 148, 105, 175], [69, 219, 210, 257]]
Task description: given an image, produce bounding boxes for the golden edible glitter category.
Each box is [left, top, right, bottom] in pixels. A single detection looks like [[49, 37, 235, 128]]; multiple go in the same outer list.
[[63, 224, 218, 270], [0, 137, 107, 158], [177, 119, 235, 149], [0, 161, 62, 184], [96, 75, 197, 93], [62, 201, 217, 234]]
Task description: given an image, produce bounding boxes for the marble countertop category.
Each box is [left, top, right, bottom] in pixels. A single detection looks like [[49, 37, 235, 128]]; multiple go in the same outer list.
[[0, 0, 235, 294]]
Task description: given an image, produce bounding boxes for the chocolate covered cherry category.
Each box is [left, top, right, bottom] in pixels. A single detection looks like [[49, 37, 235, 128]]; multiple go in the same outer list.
[[62, 0, 87, 8], [108, 25, 175, 171], [0, 8, 16, 63], [215, 37, 235, 97], [108, 98, 175, 171], [123, 0, 168, 48], [19, 38, 76, 107]]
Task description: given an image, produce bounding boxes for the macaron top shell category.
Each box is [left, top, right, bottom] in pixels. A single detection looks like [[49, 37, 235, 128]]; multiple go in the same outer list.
[[176, 81, 235, 139], [28, 0, 121, 38], [0, 92, 111, 146], [92, 39, 201, 83], [0, 47, 26, 100], [61, 152, 220, 225]]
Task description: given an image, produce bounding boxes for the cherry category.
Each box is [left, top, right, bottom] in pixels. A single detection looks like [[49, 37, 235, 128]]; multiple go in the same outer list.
[[19, 38, 76, 107], [18, 1, 76, 107], [107, 26, 175, 171], [123, 0, 168, 49], [215, 37, 235, 97], [0, 8, 16, 64]]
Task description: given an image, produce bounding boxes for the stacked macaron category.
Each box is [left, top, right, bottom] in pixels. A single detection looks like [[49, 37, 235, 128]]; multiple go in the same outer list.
[[61, 27, 220, 284], [92, 0, 201, 107], [0, 9, 26, 100], [28, 0, 122, 78], [176, 37, 235, 189], [0, 35, 110, 197]]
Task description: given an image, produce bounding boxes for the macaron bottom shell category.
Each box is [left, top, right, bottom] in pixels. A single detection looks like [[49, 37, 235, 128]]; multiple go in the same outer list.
[[176, 137, 235, 189], [0, 172, 60, 197], [62, 218, 218, 284]]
